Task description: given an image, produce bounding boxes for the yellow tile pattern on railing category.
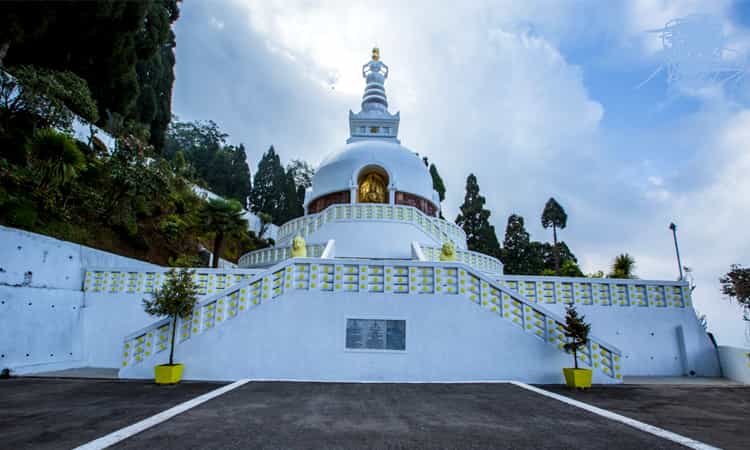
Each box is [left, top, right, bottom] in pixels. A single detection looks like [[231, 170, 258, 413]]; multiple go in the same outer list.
[[276, 204, 467, 249], [84, 270, 255, 296], [500, 276, 691, 310]]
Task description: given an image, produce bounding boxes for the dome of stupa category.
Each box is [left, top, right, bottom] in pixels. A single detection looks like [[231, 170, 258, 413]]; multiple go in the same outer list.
[[307, 140, 436, 207]]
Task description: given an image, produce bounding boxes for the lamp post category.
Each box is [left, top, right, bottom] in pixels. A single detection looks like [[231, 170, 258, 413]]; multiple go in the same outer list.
[[668, 222, 683, 281]]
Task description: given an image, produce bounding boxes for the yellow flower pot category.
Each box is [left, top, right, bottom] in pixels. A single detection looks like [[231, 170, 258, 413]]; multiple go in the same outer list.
[[154, 364, 184, 385], [563, 368, 592, 389]]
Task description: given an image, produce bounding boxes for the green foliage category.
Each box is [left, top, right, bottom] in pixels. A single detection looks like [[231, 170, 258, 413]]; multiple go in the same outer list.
[[455, 174, 501, 259], [541, 197, 568, 230], [429, 164, 446, 203], [720, 264, 750, 308], [5, 198, 37, 228], [501, 213, 582, 276], [563, 304, 591, 369], [0, 1, 180, 149], [142, 268, 197, 365], [541, 197, 568, 275], [1, 65, 98, 131], [609, 253, 637, 279], [501, 214, 539, 275], [249, 146, 306, 225], [287, 159, 315, 189], [202, 198, 248, 268], [169, 254, 204, 268], [27, 129, 85, 189], [421, 157, 446, 203], [164, 119, 252, 203]]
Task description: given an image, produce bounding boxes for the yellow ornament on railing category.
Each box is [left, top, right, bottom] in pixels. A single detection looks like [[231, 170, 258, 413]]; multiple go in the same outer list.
[[439, 242, 456, 261], [291, 235, 307, 258]]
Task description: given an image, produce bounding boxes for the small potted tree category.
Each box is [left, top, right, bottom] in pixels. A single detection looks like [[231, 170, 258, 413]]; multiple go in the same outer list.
[[562, 304, 592, 389], [143, 269, 198, 384]]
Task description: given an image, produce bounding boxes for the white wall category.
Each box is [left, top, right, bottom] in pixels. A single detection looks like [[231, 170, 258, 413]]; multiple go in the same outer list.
[[120, 291, 614, 384], [533, 302, 719, 377], [0, 226, 155, 373], [303, 221, 443, 259], [0, 286, 83, 372], [718, 346, 750, 384], [0, 225, 155, 290]]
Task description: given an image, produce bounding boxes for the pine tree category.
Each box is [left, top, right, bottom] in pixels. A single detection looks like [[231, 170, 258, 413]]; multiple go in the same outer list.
[[502, 214, 542, 275], [429, 164, 446, 203], [541, 197, 568, 275], [455, 174, 501, 258], [227, 144, 252, 206], [249, 146, 287, 225]]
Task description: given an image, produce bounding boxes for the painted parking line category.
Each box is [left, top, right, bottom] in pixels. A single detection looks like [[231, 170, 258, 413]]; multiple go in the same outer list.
[[73, 379, 251, 450], [510, 381, 721, 450]]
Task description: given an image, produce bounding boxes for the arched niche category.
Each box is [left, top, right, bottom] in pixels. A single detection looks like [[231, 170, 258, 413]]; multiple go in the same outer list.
[[356, 165, 389, 204]]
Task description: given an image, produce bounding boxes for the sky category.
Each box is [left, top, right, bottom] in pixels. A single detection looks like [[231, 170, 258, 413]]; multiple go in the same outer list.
[[171, 0, 750, 347]]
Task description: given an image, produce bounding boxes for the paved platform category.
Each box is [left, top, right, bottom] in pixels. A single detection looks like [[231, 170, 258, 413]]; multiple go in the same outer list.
[[2, 379, 748, 449], [545, 383, 750, 450], [29, 367, 119, 379]]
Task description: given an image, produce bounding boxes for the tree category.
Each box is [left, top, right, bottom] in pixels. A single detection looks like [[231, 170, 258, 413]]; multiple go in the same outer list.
[[502, 214, 537, 274], [287, 159, 315, 189], [455, 174, 501, 258], [201, 198, 248, 268], [0, 1, 181, 150], [609, 253, 637, 279], [541, 197, 568, 275], [1, 66, 98, 133], [164, 119, 252, 204], [27, 129, 86, 192], [249, 146, 290, 225], [563, 305, 591, 370], [142, 268, 197, 366], [720, 265, 750, 310], [430, 165, 446, 202], [539, 241, 580, 275], [420, 157, 446, 203]]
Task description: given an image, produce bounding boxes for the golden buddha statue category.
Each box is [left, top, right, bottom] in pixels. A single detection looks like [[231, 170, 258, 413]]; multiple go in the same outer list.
[[357, 172, 387, 203]]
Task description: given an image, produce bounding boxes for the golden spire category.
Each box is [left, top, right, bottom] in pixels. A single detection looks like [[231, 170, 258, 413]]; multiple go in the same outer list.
[[372, 46, 380, 61]]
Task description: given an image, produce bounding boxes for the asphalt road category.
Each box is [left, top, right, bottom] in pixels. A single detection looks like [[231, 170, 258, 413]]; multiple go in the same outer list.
[[0, 378, 223, 450], [545, 383, 750, 450], [5, 379, 748, 449], [113, 382, 684, 450]]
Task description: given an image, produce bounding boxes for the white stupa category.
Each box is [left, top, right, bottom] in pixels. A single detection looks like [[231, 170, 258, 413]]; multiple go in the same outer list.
[[240, 47, 488, 267], [20, 48, 717, 385]]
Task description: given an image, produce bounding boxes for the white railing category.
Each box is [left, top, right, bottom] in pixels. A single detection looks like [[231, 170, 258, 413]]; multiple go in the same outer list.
[[120, 258, 623, 380], [237, 244, 325, 267], [276, 204, 467, 249], [421, 245, 503, 275], [83, 267, 262, 296], [498, 275, 691, 309]]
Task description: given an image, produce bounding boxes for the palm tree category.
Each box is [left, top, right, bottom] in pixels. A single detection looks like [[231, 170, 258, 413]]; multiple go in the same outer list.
[[201, 198, 248, 268], [609, 253, 637, 279], [541, 197, 568, 275], [27, 129, 86, 190]]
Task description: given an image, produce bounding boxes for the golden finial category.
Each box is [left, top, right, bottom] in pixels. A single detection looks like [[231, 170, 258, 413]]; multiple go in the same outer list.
[[372, 47, 380, 61]]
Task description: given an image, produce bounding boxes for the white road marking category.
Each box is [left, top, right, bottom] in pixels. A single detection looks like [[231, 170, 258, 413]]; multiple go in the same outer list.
[[73, 378, 251, 450], [510, 381, 722, 450]]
